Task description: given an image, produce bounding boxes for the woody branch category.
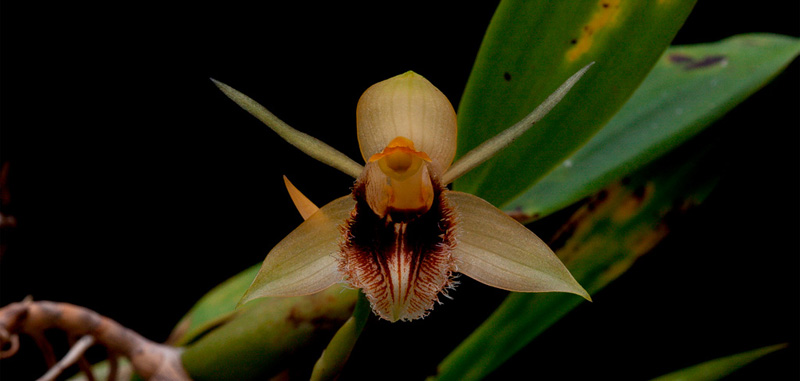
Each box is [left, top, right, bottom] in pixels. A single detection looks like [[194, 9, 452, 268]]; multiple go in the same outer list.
[[0, 299, 190, 380]]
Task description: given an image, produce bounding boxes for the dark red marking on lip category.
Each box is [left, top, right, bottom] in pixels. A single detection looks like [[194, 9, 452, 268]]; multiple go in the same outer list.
[[340, 174, 457, 321]]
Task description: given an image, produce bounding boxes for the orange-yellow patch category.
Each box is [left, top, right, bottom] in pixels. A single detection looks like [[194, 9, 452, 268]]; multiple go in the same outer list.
[[364, 136, 436, 217], [566, 0, 623, 62], [369, 137, 432, 164]]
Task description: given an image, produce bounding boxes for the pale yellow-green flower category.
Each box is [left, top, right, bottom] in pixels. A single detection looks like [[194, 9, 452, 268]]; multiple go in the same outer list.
[[213, 64, 592, 322]]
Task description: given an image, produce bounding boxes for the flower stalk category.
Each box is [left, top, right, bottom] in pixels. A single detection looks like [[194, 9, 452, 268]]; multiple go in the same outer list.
[[310, 291, 371, 381]]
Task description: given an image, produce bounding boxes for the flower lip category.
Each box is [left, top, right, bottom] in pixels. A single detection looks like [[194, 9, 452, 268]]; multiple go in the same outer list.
[[341, 170, 456, 322]]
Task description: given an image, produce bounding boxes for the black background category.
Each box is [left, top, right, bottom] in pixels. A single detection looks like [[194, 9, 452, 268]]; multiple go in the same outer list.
[[1, 1, 798, 380]]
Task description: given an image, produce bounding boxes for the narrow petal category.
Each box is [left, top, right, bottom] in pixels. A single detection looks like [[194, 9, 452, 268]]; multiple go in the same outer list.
[[239, 196, 355, 306], [448, 191, 590, 300], [283, 175, 319, 220], [442, 62, 594, 185], [356, 71, 457, 173], [212, 79, 364, 178]]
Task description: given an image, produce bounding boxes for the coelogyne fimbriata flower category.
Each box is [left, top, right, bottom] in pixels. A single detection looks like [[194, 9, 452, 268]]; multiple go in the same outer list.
[[213, 64, 593, 322]]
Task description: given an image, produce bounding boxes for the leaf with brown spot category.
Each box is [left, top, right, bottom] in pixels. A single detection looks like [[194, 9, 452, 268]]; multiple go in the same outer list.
[[434, 137, 722, 381], [454, 0, 697, 206], [504, 34, 800, 222]]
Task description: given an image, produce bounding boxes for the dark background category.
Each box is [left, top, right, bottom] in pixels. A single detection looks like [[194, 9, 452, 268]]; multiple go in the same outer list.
[[1, 1, 798, 380]]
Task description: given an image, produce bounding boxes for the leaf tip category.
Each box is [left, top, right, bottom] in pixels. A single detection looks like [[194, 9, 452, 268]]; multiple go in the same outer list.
[[209, 77, 226, 90]]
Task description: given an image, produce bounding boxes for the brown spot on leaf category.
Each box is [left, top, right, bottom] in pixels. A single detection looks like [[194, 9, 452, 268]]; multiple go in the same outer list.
[[507, 207, 531, 222], [566, 0, 622, 61], [587, 189, 610, 212], [612, 182, 654, 222], [684, 55, 727, 70], [624, 223, 670, 265], [548, 220, 578, 252], [668, 53, 694, 63], [286, 307, 304, 327], [669, 54, 728, 70], [596, 189, 609, 202], [503, 72, 512, 81], [632, 185, 647, 200], [309, 315, 344, 332]]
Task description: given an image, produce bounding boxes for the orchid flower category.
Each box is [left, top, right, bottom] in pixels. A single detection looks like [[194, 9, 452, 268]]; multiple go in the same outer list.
[[213, 64, 592, 322]]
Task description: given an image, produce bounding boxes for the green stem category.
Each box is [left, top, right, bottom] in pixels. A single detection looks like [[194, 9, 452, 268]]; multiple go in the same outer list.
[[310, 291, 371, 381]]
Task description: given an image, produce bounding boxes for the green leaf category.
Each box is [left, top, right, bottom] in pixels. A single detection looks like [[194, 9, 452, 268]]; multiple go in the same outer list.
[[432, 139, 722, 381], [504, 33, 800, 222], [650, 343, 787, 381], [453, 0, 696, 207], [181, 285, 358, 380], [443, 63, 593, 185], [169, 264, 260, 346], [166, 258, 360, 380]]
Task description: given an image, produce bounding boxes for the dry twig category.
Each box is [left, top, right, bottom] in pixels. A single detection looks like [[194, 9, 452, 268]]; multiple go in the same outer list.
[[38, 335, 95, 381], [0, 299, 191, 380]]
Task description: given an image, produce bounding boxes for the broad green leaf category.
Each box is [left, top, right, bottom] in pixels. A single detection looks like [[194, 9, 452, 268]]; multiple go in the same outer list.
[[650, 343, 787, 381], [443, 63, 593, 184], [432, 140, 721, 381], [181, 285, 358, 380], [454, 0, 696, 207], [168, 264, 260, 346], [505, 34, 800, 222]]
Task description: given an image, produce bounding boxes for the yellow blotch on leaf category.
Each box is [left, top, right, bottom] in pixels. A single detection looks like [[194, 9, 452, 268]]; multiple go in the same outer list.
[[566, 0, 623, 62], [611, 182, 655, 222]]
